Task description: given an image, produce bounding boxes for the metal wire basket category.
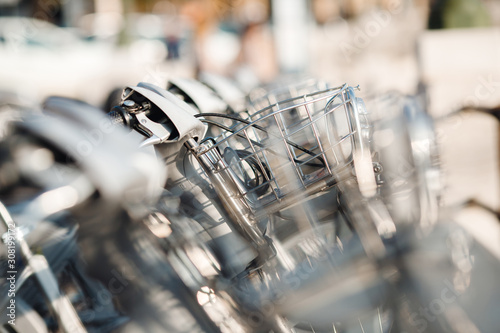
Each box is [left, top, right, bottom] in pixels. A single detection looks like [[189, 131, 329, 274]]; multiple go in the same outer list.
[[196, 84, 376, 214], [247, 77, 330, 116]]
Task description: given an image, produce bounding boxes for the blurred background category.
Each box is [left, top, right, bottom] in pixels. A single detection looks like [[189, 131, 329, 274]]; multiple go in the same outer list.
[[0, 0, 498, 106], [0, 0, 499, 249]]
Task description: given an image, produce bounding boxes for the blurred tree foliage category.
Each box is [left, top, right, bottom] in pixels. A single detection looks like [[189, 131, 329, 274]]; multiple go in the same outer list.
[[428, 0, 491, 29]]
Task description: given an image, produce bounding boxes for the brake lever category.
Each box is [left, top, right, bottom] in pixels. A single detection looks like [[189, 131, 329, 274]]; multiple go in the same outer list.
[[134, 112, 173, 147], [108, 83, 206, 148]]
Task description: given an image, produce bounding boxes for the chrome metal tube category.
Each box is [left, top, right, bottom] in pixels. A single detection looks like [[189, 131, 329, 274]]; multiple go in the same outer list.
[[184, 139, 273, 259]]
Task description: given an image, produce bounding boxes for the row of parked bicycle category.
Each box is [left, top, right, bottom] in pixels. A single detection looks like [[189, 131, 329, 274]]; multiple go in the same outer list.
[[0, 73, 497, 333]]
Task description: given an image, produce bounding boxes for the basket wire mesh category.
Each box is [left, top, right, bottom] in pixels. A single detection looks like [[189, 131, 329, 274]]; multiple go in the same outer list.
[[196, 84, 375, 213], [247, 78, 331, 116]]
